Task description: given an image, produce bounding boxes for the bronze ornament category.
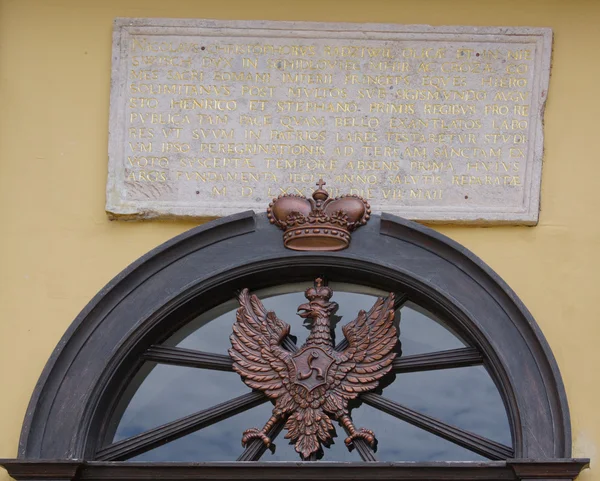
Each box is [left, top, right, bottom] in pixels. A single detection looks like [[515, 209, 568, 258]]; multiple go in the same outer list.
[[266, 179, 371, 251], [229, 278, 397, 460]]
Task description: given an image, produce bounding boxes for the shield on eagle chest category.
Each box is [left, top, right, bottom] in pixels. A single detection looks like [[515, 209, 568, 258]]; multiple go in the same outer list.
[[291, 346, 334, 391]]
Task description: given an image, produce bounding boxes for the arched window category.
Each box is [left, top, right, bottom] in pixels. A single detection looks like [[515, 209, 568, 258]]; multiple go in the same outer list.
[[0, 212, 588, 480], [100, 282, 511, 463]]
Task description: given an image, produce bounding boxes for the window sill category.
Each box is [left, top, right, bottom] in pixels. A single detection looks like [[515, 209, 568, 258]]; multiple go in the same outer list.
[[0, 458, 590, 481]]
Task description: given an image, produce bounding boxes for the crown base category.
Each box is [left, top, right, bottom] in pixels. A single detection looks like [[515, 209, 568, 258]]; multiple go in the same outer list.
[[283, 225, 350, 252]]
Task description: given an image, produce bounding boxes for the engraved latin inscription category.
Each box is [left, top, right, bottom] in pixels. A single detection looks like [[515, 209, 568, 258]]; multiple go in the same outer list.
[[107, 20, 552, 224]]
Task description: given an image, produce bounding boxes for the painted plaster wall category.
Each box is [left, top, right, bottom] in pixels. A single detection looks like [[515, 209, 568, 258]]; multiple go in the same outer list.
[[0, 0, 598, 478]]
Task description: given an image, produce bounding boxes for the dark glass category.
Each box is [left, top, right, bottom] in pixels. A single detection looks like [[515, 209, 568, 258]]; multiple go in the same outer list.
[[167, 297, 239, 354], [129, 401, 362, 462], [168, 284, 463, 354], [128, 403, 270, 462], [352, 404, 486, 461], [381, 367, 512, 445], [168, 283, 397, 353], [110, 363, 250, 442], [397, 302, 465, 355]]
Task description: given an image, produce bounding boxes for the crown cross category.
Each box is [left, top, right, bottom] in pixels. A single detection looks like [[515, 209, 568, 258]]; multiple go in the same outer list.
[[267, 179, 371, 251]]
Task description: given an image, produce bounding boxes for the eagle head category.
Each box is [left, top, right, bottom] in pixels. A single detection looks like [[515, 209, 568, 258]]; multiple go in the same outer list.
[[297, 298, 339, 320]]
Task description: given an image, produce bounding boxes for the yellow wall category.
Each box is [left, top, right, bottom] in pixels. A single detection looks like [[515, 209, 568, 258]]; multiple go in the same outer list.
[[0, 0, 598, 478]]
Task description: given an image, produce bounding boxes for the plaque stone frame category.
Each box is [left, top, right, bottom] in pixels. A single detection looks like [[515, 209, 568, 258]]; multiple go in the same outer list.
[[106, 19, 552, 224]]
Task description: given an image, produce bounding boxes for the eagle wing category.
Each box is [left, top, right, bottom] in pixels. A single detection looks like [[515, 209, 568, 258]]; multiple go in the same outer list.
[[229, 289, 296, 406], [324, 293, 397, 413]]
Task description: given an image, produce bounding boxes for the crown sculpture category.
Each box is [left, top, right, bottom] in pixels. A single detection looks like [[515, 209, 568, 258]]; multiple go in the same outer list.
[[267, 179, 371, 251]]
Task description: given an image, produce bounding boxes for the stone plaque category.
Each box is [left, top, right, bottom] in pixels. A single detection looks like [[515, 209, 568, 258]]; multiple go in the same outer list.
[[107, 19, 551, 224]]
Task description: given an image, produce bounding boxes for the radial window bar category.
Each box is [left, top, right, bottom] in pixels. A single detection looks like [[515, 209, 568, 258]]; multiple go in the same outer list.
[[361, 393, 513, 460], [96, 392, 268, 461], [142, 346, 233, 371], [142, 346, 483, 376], [100, 293, 509, 462], [237, 418, 285, 461]]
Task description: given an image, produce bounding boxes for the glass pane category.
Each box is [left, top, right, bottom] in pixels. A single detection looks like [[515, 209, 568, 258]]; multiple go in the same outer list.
[[167, 297, 238, 354], [110, 363, 250, 442], [398, 302, 465, 355], [168, 284, 463, 356], [352, 404, 486, 461], [127, 401, 361, 462], [381, 366, 512, 446], [168, 282, 391, 353], [128, 402, 267, 461]]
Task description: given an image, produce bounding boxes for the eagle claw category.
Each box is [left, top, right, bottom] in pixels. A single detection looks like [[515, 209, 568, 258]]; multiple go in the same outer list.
[[345, 428, 376, 448], [242, 428, 275, 453]]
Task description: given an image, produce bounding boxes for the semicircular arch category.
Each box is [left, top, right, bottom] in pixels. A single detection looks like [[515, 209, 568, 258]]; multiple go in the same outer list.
[[18, 211, 570, 461]]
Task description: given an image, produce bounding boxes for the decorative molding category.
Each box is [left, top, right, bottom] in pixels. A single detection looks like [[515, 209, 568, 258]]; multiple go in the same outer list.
[[0, 459, 589, 481]]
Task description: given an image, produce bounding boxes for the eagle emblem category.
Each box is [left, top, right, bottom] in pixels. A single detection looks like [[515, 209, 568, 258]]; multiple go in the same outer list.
[[229, 278, 398, 459]]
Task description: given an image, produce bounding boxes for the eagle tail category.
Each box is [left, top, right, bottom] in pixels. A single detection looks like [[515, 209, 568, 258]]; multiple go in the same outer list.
[[284, 407, 335, 459]]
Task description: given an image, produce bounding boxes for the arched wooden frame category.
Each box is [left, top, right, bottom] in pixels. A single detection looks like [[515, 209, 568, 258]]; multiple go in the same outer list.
[[0, 212, 588, 481]]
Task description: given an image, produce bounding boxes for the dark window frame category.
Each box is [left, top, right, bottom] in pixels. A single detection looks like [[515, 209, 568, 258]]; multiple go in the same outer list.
[[0, 212, 589, 481]]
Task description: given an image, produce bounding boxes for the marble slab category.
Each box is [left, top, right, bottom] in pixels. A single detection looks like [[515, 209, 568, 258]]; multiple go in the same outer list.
[[106, 19, 552, 224]]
